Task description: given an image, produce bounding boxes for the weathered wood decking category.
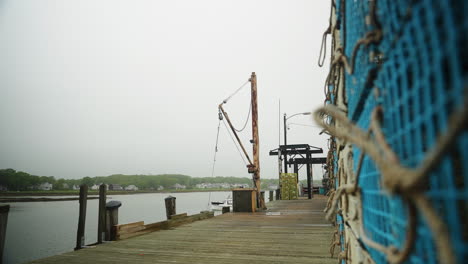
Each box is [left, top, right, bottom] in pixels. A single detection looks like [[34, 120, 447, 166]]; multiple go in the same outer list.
[[31, 196, 336, 264]]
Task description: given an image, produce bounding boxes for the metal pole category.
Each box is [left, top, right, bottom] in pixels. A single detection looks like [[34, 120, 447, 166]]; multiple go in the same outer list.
[[283, 113, 288, 173], [306, 152, 312, 199]]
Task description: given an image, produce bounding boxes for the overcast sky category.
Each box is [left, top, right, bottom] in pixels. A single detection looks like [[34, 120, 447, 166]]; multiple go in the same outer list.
[[0, 0, 330, 181]]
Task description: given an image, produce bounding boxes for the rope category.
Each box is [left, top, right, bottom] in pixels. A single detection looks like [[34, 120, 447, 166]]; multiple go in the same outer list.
[[222, 118, 247, 165], [329, 229, 341, 257], [314, 91, 468, 264], [233, 102, 252, 132], [318, 27, 330, 67], [210, 119, 222, 178], [222, 80, 250, 104], [318, 0, 334, 67]]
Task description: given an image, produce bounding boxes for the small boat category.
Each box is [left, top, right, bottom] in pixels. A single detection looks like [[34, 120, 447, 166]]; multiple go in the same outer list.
[[210, 195, 233, 211]]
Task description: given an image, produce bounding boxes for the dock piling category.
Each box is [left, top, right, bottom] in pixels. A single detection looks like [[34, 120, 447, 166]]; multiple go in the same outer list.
[[97, 184, 106, 243], [269, 190, 273, 201], [276, 188, 281, 200], [75, 184, 88, 250], [105, 201, 122, 241], [0, 205, 10, 263], [165, 196, 176, 220]]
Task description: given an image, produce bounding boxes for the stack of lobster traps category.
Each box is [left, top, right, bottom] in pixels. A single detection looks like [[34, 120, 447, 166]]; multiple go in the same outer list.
[[315, 1, 468, 263]]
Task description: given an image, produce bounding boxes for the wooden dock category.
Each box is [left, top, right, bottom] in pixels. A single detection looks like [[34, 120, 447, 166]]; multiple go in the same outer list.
[[31, 196, 336, 263]]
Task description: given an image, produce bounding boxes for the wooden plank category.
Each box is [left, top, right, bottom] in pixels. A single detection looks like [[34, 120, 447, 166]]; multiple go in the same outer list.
[[116, 221, 145, 231], [114, 212, 214, 241], [169, 213, 187, 220], [31, 196, 336, 264]]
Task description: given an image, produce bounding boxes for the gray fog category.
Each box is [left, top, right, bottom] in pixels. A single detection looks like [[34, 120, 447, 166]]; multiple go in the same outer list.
[[0, 0, 330, 180]]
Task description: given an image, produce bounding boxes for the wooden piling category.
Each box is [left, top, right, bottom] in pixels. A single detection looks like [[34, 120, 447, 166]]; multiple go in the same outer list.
[[222, 206, 230, 214], [0, 205, 10, 263], [276, 188, 281, 200], [165, 196, 176, 220], [105, 201, 122, 241], [75, 184, 88, 250], [260, 191, 265, 206], [269, 190, 273, 202], [97, 184, 106, 244]]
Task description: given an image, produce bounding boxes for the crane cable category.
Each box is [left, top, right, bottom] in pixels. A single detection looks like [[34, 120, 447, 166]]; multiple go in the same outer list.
[[233, 102, 252, 132], [221, 79, 252, 132], [222, 80, 250, 104], [210, 117, 222, 178], [222, 118, 248, 165]]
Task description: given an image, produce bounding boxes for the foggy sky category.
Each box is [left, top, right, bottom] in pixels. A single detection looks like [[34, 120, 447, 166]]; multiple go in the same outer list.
[[0, 0, 330, 181]]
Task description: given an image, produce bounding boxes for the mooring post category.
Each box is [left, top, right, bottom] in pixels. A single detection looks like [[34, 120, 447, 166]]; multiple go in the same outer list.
[[276, 188, 281, 200], [222, 206, 230, 214], [75, 184, 88, 250], [269, 190, 273, 202], [0, 205, 10, 262], [165, 196, 176, 220], [105, 200, 122, 241], [97, 184, 106, 243], [260, 191, 265, 206]]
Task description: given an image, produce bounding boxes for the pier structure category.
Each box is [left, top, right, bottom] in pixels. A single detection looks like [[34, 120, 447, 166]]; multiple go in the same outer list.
[[31, 196, 337, 263], [269, 144, 327, 199]]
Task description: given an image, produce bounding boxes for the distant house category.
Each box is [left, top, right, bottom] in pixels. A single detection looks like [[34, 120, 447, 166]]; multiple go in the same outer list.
[[38, 182, 53, 191], [195, 183, 207, 189], [90, 184, 100, 190], [125, 185, 139, 191], [173, 183, 186, 190], [157, 186, 164, 191], [72, 185, 80, 190], [0, 185, 8, 191], [108, 184, 123, 191], [62, 183, 69, 189]]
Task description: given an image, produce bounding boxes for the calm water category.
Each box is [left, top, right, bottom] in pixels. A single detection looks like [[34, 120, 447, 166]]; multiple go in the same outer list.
[[2, 191, 239, 264]]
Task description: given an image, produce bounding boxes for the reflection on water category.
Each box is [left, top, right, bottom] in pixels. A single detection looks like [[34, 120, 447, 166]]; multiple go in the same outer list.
[[2, 191, 232, 264]]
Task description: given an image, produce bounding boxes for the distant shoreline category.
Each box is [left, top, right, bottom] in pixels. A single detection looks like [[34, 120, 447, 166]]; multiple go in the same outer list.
[[0, 197, 100, 203], [0, 189, 231, 197]]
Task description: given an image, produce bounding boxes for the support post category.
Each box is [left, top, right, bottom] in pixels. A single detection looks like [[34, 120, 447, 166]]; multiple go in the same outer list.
[[97, 184, 106, 243], [306, 152, 312, 199], [269, 190, 273, 202], [165, 196, 176, 220], [276, 188, 281, 200], [0, 205, 10, 262], [105, 201, 121, 241], [294, 163, 299, 183], [311, 163, 314, 198], [283, 114, 288, 173], [75, 184, 88, 250], [260, 191, 265, 207], [250, 72, 265, 209]]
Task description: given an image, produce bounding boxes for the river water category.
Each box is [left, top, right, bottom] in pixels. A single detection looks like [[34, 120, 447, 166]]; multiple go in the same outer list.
[[2, 191, 243, 264]]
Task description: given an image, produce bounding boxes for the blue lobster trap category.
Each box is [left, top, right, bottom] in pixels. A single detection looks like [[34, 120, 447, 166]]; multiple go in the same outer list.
[[335, 0, 468, 263]]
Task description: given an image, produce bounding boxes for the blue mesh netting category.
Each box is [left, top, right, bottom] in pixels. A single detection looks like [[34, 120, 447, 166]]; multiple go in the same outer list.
[[341, 0, 468, 263], [343, 0, 380, 122]]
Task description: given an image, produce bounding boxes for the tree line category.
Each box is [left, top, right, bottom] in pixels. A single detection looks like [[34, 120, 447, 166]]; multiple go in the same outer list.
[[0, 168, 279, 191]]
